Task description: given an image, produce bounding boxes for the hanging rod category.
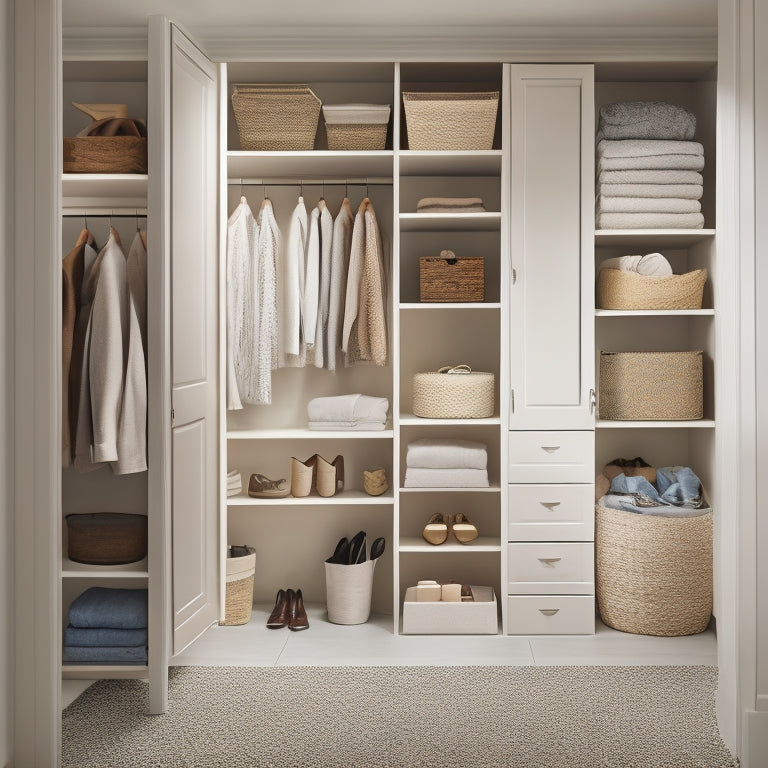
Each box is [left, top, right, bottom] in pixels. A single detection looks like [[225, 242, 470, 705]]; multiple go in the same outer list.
[[227, 177, 392, 186], [62, 207, 148, 217]]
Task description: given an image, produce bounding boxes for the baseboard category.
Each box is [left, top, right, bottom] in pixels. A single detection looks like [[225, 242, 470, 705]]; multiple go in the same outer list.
[[745, 710, 768, 767]]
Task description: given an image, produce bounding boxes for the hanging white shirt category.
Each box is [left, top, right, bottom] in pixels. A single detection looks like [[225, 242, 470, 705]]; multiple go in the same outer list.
[[282, 196, 307, 365], [303, 204, 321, 348], [327, 198, 354, 372]]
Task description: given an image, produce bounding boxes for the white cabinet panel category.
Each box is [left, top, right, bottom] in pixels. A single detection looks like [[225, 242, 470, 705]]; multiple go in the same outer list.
[[507, 595, 595, 635], [508, 484, 595, 541], [508, 430, 595, 483], [507, 542, 594, 594]]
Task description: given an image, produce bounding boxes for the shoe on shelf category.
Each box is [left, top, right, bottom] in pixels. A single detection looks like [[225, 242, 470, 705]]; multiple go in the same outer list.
[[347, 530, 367, 564], [326, 537, 349, 564], [452, 512, 478, 544], [422, 513, 450, 545], [363, 468, 388, 496], [248, 473, 290, 498], [288, 588, 309, 631], [316, 455, 344, 497], [266, 588, 291, 629], [290, 455, 318, 497]]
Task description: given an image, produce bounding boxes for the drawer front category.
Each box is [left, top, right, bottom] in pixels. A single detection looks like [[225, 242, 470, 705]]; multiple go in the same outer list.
[[508, 484, 595, 541], [507, 595, 595, 635], [507, 543, 594, 594], [508, 431, 594, 483]]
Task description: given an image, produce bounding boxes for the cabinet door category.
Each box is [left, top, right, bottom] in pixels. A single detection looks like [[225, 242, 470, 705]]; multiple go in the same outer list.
[[508, 65, 595, 430]]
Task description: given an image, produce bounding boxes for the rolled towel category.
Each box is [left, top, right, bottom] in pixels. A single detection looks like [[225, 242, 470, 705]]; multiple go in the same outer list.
[[596, 211, 705, 230], [598, 169, 703, 186], [307, 394, 389, 425], [598, 183, 703, 200], [597, 196, 701, 214], [68, 587, 148, 630], [416, 197, 486, 213], [598, 101, 696, 141], [62, 645, 148, 664], [597, 139, 704, 159], [404, 467, 489, 488], [63, 626, 148, 647], [308, 420, 386, 431], [406, 438, 487, 470], [598, 253, 673, 276], [598, 155, 705, 172]]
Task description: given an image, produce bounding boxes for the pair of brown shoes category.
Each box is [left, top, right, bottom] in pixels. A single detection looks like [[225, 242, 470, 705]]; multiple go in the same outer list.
[[266, 588, 309, 631]]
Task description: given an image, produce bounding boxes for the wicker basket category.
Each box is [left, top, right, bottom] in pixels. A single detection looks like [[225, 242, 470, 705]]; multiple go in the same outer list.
[[220, 546, 256, 626], [599, 350, 703, 420], [231, 84, 321, 151], [597, 268, 707, 310], [65, 513, 147, 565], [413, 365, 495, 419], [323, 104, 390, 150], [420, 251, 484, 302], [402, 91, 499, 150], [595, 501, 713, 636], [63, 136, 147, 174]]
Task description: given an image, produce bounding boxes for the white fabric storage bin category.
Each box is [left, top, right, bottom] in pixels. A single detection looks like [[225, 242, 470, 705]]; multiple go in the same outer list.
[[322, 104, 390, 150], [402, 585, 497, 634], [325, 559, 377, 625]]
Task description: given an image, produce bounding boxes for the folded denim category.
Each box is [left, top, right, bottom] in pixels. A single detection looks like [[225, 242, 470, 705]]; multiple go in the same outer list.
[[607, 465, 705, 514]]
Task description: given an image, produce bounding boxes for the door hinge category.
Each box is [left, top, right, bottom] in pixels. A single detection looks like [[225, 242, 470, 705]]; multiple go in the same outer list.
[[171, 408, 175, 427]]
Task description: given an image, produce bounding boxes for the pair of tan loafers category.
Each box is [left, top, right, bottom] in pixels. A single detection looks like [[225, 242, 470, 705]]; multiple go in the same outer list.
[[422, 512, 478, 545]]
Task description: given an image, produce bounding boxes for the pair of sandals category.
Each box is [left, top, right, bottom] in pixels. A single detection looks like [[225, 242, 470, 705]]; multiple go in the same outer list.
[[422, 512, 478, 545]]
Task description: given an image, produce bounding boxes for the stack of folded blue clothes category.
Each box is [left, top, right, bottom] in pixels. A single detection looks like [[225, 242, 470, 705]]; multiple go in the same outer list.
[[63, 587, 148, 665]]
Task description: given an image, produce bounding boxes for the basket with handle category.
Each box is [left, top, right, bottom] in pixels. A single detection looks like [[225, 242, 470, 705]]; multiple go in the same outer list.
[[413, 364, 495, 419]]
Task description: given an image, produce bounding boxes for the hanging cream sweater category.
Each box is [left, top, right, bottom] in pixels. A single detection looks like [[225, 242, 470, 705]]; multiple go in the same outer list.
[[281, 197, 307, 366], [313, 200, 334, 369], [304, 204, 321, 348], [326, 199, 353, 372]]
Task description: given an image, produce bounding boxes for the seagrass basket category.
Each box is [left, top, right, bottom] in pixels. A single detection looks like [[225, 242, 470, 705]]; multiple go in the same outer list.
[[599, 350, 703, 420], [323, 104, 390, 150], [413, 365, 495, 419], [231, 84, 321, 150], [595, 501, 713, 636], [597, 268, 707, 310], [63, 136, 147, 174], [66, 512, 147, 565], [402, 91, 499, 150], [420, 251, 484, 302], [221, 546, 256, 626]]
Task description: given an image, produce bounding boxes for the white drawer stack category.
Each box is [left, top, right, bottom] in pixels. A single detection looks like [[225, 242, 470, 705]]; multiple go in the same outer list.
[[506, 431, 595, 635]]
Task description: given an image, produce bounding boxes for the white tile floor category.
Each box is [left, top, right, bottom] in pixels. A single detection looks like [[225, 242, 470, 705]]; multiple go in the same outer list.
[[62, 602, 717, 708]]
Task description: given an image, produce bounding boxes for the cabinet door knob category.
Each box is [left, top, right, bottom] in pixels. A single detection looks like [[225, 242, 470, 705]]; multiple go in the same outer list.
[[541, 446, 560, 453], [538, 557, 562, 566], [540, 501, 561, 509], [539, 608, 559, 616]]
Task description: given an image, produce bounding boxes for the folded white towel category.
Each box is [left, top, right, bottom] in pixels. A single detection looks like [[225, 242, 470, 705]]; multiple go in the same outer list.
[[308, 421, 387, 431], [416, 197, 486, 213], [598, 169, 703, 186], [307, 394, 389, 424], [598, 155, 705, 172], [226, 470, 242, 497], [227, 469, 240, 479], [596, 212, 705, 230], [406, 438, 487, 470], [599, 253, 673, 276], [404, 467, 489, 488], [597, 139, 704, 159], [597, 183, 703, 200], [597, 196, 701, 214]]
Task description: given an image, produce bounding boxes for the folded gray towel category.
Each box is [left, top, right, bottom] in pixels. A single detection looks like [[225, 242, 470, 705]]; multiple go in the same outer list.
[[598, 101, 696, 141], [598, 155, 705, 172], [416, 197, 486, 213], [63, 626, 148, 647], [597, 196, 701, 214], [68, 587, 148, 629], [596, 212, 705, 230], [598, 169, 703, 186], [598, 182, 703, 200], [597, 139, 704, 158]]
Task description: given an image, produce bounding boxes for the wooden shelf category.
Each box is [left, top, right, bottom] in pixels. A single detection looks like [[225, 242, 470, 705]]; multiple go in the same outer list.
[[594, 229, 716, 248], [227, 151, 393, 179], [399, 537, 501, 552], [400, 302, 501, 310], [398, 212, 501, 232], [226, 428, 393, 440], [227, 490, 394, 505], [61, 558, 148, 578], [596, 419, 715, 429], [400, 485, 501, 493], [595, 309, 714, 317], [398, 150, 502, 176], [62, 173, 148, 209], [399, 413, 501, 426], [62, 665, 149, 680]]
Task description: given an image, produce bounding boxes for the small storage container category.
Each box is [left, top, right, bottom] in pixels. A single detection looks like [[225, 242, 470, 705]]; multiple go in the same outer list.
[[402, 90, 499, 150], [231, 84, 321, 151], [65, 512, 147, 565], [63, 136, 148, 174], [402, 585, 497, 634], [599, 350, 703, 420], [597, 268, 707, 310], [325, 559, 377, 625], [419, 250, 484, 302], [322, 104, 390, 150], [221, 545, 256, 626], [412, 364, 494, 419]]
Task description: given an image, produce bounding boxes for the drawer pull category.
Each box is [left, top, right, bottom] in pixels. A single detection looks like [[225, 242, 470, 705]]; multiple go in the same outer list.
[[539, 501, 561, 510], [541, 446, 560, 453], [538, 557, 562, 567], [539, 608, 559, 616]]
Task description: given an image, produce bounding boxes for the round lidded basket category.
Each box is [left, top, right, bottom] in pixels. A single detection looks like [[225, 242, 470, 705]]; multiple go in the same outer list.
[[597, 268, 707, 310], [221, 546, 256, 626], [413, 364, 495, 419], [595, 501, 713, 636], [65, 512, 147, 565]]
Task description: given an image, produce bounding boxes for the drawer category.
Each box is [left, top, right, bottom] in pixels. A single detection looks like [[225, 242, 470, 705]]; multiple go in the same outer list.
[[507, 542, 594, 594], [507, 595, 595, 635], [508, 431, 594, 483], [508, 484, 594, 541]]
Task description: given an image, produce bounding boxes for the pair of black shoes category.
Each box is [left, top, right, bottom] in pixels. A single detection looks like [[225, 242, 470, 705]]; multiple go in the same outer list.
[[326, 532, 386, 565]]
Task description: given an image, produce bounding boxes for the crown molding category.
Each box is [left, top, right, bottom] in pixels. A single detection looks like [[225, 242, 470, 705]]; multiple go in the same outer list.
[[63, 24, 717, 63]]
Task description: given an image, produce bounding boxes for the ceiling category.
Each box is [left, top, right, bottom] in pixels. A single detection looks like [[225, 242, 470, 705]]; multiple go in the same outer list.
[[62, 0, 717, 31]]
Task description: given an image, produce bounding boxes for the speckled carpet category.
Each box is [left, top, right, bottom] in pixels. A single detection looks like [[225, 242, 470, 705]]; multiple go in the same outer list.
[[62, 665, 736, 768]]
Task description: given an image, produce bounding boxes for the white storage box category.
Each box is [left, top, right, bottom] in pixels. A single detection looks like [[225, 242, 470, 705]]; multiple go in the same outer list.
[[322, 103, 390, 150], [402, 585, 497, 634]]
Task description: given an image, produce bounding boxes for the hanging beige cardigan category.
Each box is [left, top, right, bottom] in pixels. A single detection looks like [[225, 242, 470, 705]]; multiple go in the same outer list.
[[326, 198, 353, 372]]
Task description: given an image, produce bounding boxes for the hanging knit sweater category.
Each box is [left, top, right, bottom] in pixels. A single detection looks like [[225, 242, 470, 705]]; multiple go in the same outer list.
[[313, 199, 334, 369], [326, 198, 354, 372], [281, 197, 307, 366], [303, 204, 321, 349]]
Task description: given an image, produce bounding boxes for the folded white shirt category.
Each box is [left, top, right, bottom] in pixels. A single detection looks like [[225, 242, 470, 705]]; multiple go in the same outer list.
[[404, 467, 489, 488], [406, 438, 488, 470], [307, 394, 389, 424]]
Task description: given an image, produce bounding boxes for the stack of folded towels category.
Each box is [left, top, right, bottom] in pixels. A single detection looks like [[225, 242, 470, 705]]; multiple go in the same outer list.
[[226, 469, 242, 497], [404, 438, 489, 487], [307, 394, 389, 431], [63, 587, 148, 665], [596, 101, 705, 230], [598, 251, 673, 277]]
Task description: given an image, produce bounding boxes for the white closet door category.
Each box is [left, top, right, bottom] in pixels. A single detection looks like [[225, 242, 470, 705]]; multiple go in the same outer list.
[[508, 65, 595, 430]]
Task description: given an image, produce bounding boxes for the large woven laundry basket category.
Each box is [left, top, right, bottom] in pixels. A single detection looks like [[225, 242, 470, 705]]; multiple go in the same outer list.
[[221, 546, 256, 626], [595, 501, 713, 636], [597, 268, 707, 310]]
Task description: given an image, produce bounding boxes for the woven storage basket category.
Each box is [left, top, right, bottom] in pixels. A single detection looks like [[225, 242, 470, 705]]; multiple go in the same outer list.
[[420, 251, 484, 302], [595, 501, 713, 636], [65, 512, 147, 565], [221, 546, 256, 626], [402, 91, 499, 150], [63, 136, 147, 174], [413, 364, 495, 419], [231, 84, 321, 150], [597, 268, 707, 310], [323, 104, 390, 150], [599, 350, 703, 420]]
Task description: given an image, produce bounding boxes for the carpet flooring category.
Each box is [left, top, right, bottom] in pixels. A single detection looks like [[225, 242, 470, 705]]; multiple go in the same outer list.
[[62, 665, 736, 768]]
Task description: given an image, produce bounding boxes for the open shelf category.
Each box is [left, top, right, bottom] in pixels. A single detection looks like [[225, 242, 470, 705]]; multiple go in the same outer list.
[[400, 485, 501, 494], [595, 309, 714, 317], [61, 173, 148, 209], [594, 229, 716, 248], [226, 428, 393, 440], [398, 150, 502, 176], [227, 151, 394, 179], [596, 419, 715, 429], [400, 302, 500, 310], [226, 490, 394, 505], [399, 413, 501, 426], [398, 212, 501, 232], [61, 558, 148, 578], [399, 537, 501, 552]]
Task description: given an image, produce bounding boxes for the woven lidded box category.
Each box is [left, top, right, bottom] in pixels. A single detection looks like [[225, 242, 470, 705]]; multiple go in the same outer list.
[[65, 512, 148, 565], [419, 250, 484, 302], [599, 350, 703, 420], [322, 104, 390, 150], [413, 364, 495, 419], [597, 268, 707, 310]]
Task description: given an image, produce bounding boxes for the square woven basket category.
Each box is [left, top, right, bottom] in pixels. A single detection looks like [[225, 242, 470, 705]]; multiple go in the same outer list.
[[419, 253, 484, 302]]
